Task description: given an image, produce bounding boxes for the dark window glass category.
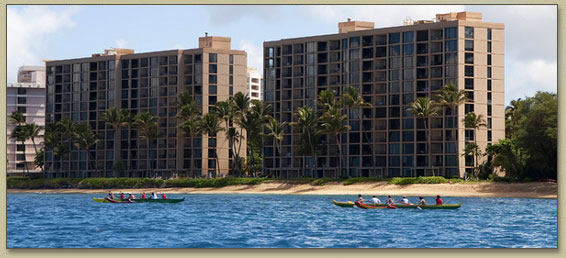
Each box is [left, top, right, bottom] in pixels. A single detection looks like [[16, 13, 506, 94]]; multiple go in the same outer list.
[[487, 28, 492, 40], [487, 54, 492, 65], [465, 53, 474, 64], [389, 45, 400, 56], [416, 43, 428, 54], [209, 53, 217, 63], [389, 33, 400, 44], [430, 29, 443, 40], [375, 47, 387, 57], [487, 42, 492, 53], [445, 40, 457, 52], [465, 27, 474, 38], [416, 30, 428, 41], [465, 40, 474, 51], [403, 44, 414, 56], [445, 27, 457, 39], [465, 66, 474, 77], [465, 78, 474, 89], [375, 35, 387, 45], [402, 31, 414, 43], [349, 37, 360, 48]]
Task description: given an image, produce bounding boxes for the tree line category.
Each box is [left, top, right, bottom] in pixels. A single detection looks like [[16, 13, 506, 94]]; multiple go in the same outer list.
[[10, 88, 557, 180]]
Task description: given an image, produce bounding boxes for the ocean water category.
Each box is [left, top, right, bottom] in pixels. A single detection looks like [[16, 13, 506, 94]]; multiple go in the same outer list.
[[6, 193, 557, 248]]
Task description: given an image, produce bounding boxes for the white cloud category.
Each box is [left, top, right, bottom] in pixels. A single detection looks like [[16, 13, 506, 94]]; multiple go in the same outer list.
[[116, 38, 128, 48], [7, 6, 80, 82], [239, 39, 263, 74], [506, 58, 557, 104]]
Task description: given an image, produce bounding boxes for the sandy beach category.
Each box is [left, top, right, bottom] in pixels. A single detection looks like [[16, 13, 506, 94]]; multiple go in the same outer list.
[[7, 181, 557, 198]]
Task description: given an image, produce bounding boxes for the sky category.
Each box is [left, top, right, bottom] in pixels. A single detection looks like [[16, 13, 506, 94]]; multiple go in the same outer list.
[[6, 5, 557, 105]]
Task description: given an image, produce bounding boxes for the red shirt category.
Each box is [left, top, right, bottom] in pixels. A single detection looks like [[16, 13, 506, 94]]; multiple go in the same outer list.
[[120, 194, 125, 199], [162, 194, 167, 199], [141, 194, 146, 199], [436, 198, 443, 205]]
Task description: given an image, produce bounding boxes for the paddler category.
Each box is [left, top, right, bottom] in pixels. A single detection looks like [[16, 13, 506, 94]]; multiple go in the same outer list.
[[418, 197, 426, 205], [120, 192, 125, 200], [385, 195, 394, 205], [141, 192, 147, 199], [128, 193, 136, 200], [357, 194, 364, 203], [107, 192, 115, 199], [435, 195, 443, 205], [151, 192, 158, 199], [399, 196, 410, 205], [370, 195, 381, 204], [161, 193, 167, 199]]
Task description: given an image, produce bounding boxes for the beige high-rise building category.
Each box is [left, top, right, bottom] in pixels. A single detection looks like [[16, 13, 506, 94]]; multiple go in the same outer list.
[[7, 66, 46, 177], [247, 67, 262, 100], [263, 12, 504, 178], [44, 35, 247, 178]]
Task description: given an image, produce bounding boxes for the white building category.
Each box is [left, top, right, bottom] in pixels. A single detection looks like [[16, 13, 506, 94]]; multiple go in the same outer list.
[[247, 67, 262, 100], [7, 66, 46, 177]]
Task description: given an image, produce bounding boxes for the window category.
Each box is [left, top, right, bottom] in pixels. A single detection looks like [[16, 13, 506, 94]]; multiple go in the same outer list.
[[430, 29, 443, 40], [445, 53, 457, 64], [487, 42, 492, 53], [465, 27, 474, 38], [487, 28, 492, 40], [209, 85, 217, 94], [487, 118, 492, 129], [17, 106, 27, 113], [465, 104, 474, 114], [487, 67, 492, 78], [488, 105, 492, 116], [465, 78, 474, 89], [17, 97, 26, 104], [209, 53, 217, 63], [465, 53, 474, 64], [403, 44, 414, 56], [389, 33, 400, 44], [416, 30, 428, 41], [389, 45, 400, 56], [209, 75, 217, 84], [487, 54, 492, 65], [465, 66, 474, 77], [17, 88, 27, 95], [402, 31, 414, 43], [375, 35, 387, 45], [375, 47, 387, 57], [349, 37, 360, 48], [416, 43, 428, 54], [465, 40, 474, 51], [445, 27, 457, 39], [488, 130, 492, 141], [487, 80, 492, 90], [209, 64, 217, 74], [430, 42, 443, 53], [445, 40, 457, 51]]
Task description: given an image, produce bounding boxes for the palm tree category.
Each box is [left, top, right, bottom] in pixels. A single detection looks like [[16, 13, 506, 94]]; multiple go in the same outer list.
[[407, 97, 439, 177], [34, 148, 45, 174], [319, 106, 350, 178], [25, 123, 44, 174], [9, 111, 30, 176], [232, 92, 251, 160], [342, 86, 373, 177], [72, 122, 101, 177], [44, 128, 70, 178], [291, 106, 319, 177], [463, 112, 487, 179], [102, 108, 131, 177], [199, 113, 224, 178], [435, 83, 468, 177], [10, 125, 30, 176], [245, 100, 272, 177], [212, 100, 239, 175], [177, 91, 202, 178], [134, 112, 159, 178], [264, 117, 287, 178]]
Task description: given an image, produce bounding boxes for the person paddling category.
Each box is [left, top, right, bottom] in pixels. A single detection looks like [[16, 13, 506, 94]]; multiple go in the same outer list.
[[418, 197, 426, 205], [161, 193, 167, 199], [120, 192, 125, 200], [436, 195, 443, 205], [151, 192, 158, 199], [370, 195, 381, 204], [107, 192, 115, 199], [357, 194, 364, 203], [396, 196, 411, 205], [128, 193, 136, 200], [384, 195, 395, 208], [141, 192, 147, 199]]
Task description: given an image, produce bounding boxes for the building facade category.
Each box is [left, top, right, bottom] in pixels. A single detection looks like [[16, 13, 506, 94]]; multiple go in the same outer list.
[[7, 66, 46, 176], [44, 36, 247, 178], [247, 67, 263, 100], [263, 12, 504, 178]]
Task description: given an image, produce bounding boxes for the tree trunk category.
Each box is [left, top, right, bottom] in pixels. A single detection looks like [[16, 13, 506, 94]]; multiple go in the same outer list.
[[147, 139, 150, 178], [425, 118, 434, 177], [336, 133, 341, 179], [22, 139, 29, 177], [214, 148, 220, 178]]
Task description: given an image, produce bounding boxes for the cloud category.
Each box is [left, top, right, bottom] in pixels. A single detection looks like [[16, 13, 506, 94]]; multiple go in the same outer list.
[[506, 58, 557, 104], [7, 6, 80, 82], [116, 38, 128, 48], [238, 39, 263, 74]]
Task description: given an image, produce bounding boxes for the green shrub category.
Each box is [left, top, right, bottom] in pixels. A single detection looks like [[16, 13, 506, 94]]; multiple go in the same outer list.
[[388, 176, 449, 185], [7, 178, 82, 189], [343, 177, 385, 186]]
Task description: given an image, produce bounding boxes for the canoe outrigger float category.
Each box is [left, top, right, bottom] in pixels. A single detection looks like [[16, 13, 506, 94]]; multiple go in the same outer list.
[[332, 200, 462, 209], [93, 197, 185, 203]]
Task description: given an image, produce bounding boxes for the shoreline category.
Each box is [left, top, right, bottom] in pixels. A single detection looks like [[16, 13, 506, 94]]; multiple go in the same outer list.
[[7, 181, 557, 199]]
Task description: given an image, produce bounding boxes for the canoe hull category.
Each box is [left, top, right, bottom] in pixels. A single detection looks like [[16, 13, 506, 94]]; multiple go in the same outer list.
[[93, 197, 185, 203], [332, 200, 461, 209]]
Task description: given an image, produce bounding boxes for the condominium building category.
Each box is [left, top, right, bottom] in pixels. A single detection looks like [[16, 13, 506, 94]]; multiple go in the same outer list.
[[247, 67, 263, 100], [263, 12, 504, 178], [44, 35, 247, 178], [7, 66, 46, 177]]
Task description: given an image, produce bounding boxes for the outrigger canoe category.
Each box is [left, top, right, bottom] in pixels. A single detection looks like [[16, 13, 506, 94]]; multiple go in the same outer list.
[[332, 200, 461, 209], [93, 197, 185, 203]]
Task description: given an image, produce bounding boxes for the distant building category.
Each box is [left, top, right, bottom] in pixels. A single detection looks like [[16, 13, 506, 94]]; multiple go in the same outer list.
[[247, 67, 262, 100], [263, 12, 504, 178], [7, 66, 46, 177], [44, 35, 247, 178]]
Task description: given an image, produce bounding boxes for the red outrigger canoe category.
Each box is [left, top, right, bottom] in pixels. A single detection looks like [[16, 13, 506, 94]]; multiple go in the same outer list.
[[355, 201, 397, 209]]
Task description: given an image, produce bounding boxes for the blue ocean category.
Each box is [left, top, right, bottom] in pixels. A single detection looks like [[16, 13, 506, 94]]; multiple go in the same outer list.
[[6, 193, 557, 248]]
